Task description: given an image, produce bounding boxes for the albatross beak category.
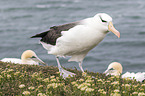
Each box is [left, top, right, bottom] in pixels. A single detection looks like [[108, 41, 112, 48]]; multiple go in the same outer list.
[[108, 22, 120, 38], [31, 56, 47, 65]]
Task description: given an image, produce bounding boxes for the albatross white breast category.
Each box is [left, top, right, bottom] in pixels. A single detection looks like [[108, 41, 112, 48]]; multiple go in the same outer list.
[[104, 62, 145, 82], [1, 50, 46, 65], [31, 13, 120, 72]]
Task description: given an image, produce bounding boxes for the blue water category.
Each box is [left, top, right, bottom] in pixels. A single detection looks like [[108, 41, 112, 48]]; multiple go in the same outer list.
[[0, 0, 145, 73]]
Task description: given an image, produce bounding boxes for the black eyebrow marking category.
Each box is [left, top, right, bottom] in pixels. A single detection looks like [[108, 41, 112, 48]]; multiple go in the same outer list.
[[99, 15, 107, 22]]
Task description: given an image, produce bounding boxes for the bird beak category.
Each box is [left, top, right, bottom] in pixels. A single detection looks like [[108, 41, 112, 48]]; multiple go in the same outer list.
[[104, 69, 110, 76], [108, 22, 120, 38], [30, 56, 47, 65]]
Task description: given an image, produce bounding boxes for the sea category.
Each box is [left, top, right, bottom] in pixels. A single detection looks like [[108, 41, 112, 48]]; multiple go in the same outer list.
[[0, 0, 145, 73]]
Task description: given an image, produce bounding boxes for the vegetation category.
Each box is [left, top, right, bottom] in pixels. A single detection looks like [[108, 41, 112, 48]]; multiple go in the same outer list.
[[0, 61, 145, 96]]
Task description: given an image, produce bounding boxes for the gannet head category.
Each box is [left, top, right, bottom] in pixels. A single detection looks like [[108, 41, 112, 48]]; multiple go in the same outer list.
[[104, 62, 123, 76], [21, 50, 46, 65]]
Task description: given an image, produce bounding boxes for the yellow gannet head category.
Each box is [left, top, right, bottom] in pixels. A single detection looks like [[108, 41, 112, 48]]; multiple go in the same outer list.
[[21, 50, 46, 65], [104, 62, 123, 76]]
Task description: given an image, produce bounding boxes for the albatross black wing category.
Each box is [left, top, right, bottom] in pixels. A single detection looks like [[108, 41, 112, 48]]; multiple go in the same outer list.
[[31, 21, 80, 45]]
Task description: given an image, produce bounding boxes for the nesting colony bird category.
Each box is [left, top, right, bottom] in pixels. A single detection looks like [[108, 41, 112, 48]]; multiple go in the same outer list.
[[104, 62, 145, 82], [31, 13, 120, 72], [1, 50, 46, 65]]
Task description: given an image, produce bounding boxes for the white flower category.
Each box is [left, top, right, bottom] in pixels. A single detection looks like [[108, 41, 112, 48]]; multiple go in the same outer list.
[[7, 74, 11, 79], [79, 79, 84, 82], [111, 93, 121, 96], [97, 79, 103, 82], [114, 89, 120, 93], [138, 92, 145, 96], [50, 76, 55, 79], [71, 81, 76, 85], [22, 91, 30, 95], [38, 85, 43, 89], [31, 72, 39, 78], [43, 78, 49, 83], [80, 86, 88, 91], [19, 84, 25, 89], [111, 81, 119, 85], [141, 84, 145, 87], [98, 89, 104, 92], [28, 86, 35, 90], [50, 78, 57, 82], [14, 71, 20, 76], [85, 79, 93, 83], [37, 93, 46, 96], [132, 92, 138, 95], [7, 69, 14, 72], [82, 72, 87, 76], [85, 88, 94, 92]]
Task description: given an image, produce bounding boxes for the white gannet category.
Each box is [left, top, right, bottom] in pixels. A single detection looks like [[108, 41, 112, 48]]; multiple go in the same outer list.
[[1, 50, 46, 65], [31, 13, 120, 73], [104, 62, 145, 82]]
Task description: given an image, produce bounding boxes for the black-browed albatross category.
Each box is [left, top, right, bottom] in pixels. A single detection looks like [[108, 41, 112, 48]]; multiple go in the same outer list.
[[31, 13, 120, 73]]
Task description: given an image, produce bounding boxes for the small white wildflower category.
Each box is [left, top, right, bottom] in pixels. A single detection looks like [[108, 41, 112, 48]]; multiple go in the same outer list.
[[19, 84, 25, 89], [7, 74, 11, 79], [71, 81, 76, 85], [38, 85, 43, 89], [43, 78, 49, 83], [79, 79, 84, 82], [14, 71, 20, 76], [98, 89, 104, 92], [28, 86, 35, 90], [83, 82, 91, 86], [114, 89, 120, 93], [125, 84, 130, 87], [101, 91, 106, 94], [37, 78, 43, 81], [97, 79, 103, 82], [82, 72, 87, 76], [85, 88, 94, 92], [80, 86, 88, 91], [85, 79, 93, 83], [141, 84, 145, 87], [50, 75, 55, 79], [132, 92, 138, 95], [37, 93, 46, 96], [50, 78, 57, 82], [1, 70, 7, 74], [31, 72, 39, 78], [111, 93, 121, 96], [22, 91, 30, 95], [111, 81, 119, 85], [138, 92, 145, 96], [7, 69, 14, 72]]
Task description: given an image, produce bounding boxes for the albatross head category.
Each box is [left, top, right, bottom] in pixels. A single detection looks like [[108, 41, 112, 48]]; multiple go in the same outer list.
[[94, 13, 120, 38], [104, 62, 123, 76], [21, 50, 46, 65]]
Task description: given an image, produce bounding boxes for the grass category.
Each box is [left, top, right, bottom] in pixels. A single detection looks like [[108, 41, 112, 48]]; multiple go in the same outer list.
[[0, 61, 145, 96]]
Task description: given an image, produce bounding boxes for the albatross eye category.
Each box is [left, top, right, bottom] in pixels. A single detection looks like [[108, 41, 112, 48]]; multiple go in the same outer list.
[[99, 16, 107, 23]]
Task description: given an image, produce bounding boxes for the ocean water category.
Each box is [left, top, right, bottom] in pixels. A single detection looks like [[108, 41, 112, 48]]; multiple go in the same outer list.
[[0, 0, 145, 73]]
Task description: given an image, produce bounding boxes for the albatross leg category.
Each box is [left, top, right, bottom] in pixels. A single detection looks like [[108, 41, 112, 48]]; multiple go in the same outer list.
[[56, 56, 62, 71], [79, 61, 84, 73], [55, 56, 76, 78]]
